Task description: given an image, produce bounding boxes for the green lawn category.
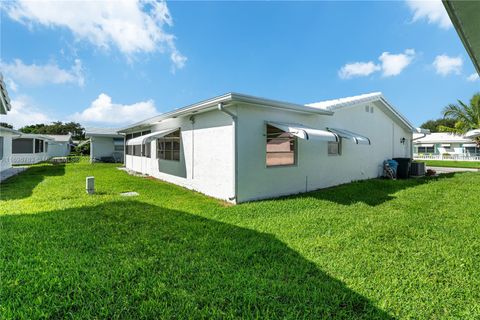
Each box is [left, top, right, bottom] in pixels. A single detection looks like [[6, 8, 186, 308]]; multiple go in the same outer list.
[[419, 160, 480, 169], [1, 162, 480, 319]]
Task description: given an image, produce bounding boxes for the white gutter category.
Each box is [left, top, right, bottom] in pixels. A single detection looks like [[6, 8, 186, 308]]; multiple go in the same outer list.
[[217, 102, 238, 203]]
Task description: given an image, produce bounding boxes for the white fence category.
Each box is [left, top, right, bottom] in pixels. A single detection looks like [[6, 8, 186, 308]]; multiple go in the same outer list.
[[414, 154, 480, 161]]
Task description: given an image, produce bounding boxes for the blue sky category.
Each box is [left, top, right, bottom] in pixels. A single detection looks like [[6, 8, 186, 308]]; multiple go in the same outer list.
[[1, 0, 479, 129]]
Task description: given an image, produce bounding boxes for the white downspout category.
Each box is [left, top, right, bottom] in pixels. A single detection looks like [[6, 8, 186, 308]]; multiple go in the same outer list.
[[189, 116, 195, 180], [217, 102, 238, 203]]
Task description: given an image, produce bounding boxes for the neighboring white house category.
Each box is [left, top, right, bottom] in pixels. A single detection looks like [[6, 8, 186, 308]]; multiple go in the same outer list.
[[413, 132, 479, 160], [11, 134, 74, 164], [11, 134, 53, 165], [85, 128, 124, 163], [118, 92, 416, 203], [43, 134, 73, 157], [0, 127, 22, 173]]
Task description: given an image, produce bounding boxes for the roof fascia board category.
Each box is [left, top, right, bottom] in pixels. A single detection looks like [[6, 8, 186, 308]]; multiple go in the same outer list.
[[443, 0, 480, 74], [118, 93, 333, 133]]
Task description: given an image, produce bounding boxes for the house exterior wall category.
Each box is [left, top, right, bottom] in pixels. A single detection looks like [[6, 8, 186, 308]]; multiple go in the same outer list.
[[90, 136, 116, 161], [48, 142, 70, 157], [235, 101, 413, 203], [124, 110, 235, 201], [0, 133, 14, 172]]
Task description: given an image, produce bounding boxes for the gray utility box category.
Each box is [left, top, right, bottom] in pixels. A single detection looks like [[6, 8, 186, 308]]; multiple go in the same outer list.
[[410, 162, 426, 176]]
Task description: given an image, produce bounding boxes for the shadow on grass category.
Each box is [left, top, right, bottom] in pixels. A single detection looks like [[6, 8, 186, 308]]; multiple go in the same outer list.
[[291, 174, 457, 207], [0, 201, 392, 319], [0, 163, 65, 200]]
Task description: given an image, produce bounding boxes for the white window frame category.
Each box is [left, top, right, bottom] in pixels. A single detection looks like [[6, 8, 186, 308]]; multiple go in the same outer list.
[[265, 124, 297, 168], [328, 139, 342, 156]]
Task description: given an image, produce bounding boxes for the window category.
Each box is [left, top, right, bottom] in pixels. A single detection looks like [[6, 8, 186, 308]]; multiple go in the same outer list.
[[417, 146, 434, 154], [143, 143, 151, 158], [113, 138, 124, 152], [0, 137, 3, 160], [266, 124, 296, 167], [132, 145, 141, 156], [157, 129, 180, 161], [45, 142, 48, 153], [464, 146, 479, 155], [35, 139, 44, 153], [126, 130, 150, 141], [13, 138, 34, 154], [328, 140, 341, 156]]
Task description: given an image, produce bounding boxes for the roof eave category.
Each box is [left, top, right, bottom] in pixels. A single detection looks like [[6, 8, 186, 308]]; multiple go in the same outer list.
[[118, 93, 333, 133], [85, 133, 124, 138], [443, 0, 480, 74]]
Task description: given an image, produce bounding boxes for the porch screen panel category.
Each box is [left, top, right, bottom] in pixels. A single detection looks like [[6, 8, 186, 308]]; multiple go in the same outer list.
[[13, 138, 34, 154], [0, 137, 3, 159], [157, 129, 180, 161], [133, 145, 141, 156], [143, 143, 151, 158], [35, 139, 44, 153]]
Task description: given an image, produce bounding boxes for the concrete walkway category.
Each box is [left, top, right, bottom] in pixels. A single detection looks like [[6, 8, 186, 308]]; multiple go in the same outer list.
[[427, 166, 480, 174], [0, 167, 27, 183]]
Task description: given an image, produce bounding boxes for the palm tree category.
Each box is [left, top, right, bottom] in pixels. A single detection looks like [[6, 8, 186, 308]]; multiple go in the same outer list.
[[440, 93, 480, 146]]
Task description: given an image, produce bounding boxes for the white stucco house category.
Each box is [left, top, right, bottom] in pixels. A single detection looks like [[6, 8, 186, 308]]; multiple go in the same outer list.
[[85, 128, 124, 163], [0, 127, 22, 173], [44, 134, 73, 157], [118, 92, 416, 203], [11, 134, 74, 164], [413, 132, 479, 160]]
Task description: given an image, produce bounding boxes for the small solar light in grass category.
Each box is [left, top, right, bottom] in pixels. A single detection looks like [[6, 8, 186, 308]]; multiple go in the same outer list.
[[86, 176, 94, 194]]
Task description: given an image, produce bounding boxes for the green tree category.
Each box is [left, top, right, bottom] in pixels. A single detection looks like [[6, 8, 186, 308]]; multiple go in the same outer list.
[[0, 122, 13, 129], [19, 122, 85, 140], [420, 118, 456, 133], [441, 93, 480, 145]]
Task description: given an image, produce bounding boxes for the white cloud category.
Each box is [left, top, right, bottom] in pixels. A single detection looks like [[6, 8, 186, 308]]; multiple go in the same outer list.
[[467, 73, 479, 82], [3, 0, 186, 69], [406, 0, 452, 29], [338, 62, 381, 79], [432, 54, 463, 76], [0, 59, 84, 87], [3, 97, 52, 129], [71, 93, 159, 126], [379, 49, 415, 77], [339, 49, 415, 79]]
